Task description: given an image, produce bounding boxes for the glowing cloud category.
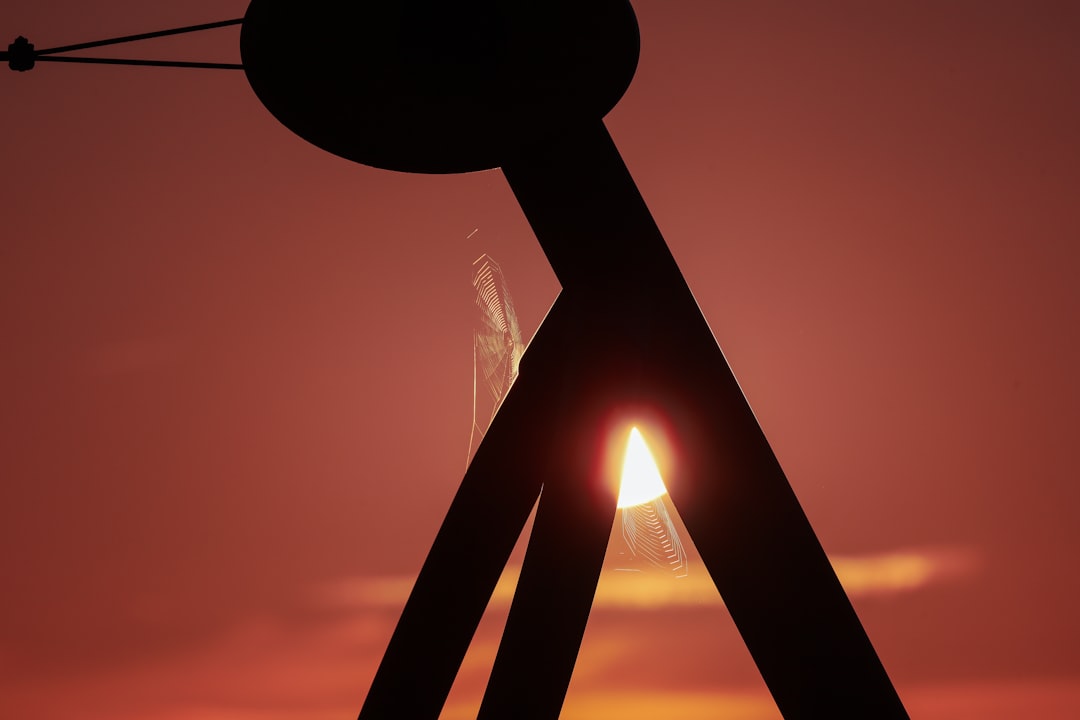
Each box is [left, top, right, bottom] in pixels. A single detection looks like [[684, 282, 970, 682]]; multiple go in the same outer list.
[[311, 547, 977, 612]]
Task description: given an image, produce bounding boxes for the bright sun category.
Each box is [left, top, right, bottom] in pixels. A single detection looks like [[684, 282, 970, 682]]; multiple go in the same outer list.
[[616, 427, 669, 508]]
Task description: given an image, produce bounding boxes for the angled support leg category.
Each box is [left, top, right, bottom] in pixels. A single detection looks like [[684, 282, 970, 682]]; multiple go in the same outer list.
[[476, 416, 618, 720], [359, 291, 613, 719], [620, 304, 910, 718], [477, 291, 632, 720]]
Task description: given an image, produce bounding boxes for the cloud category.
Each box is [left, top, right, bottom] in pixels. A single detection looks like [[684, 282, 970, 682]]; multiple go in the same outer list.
[[1, 611, 395, 720], [443, 679, 1080, 720], [831, 547, 977, 597], [1, 547, 983, 720], [312, 575, 417, 609], [312, 546, 978, 612], [444, 690, 782, 720]]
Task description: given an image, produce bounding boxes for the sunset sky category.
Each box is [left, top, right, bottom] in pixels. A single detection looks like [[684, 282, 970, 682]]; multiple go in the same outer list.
[[2, 1, 1078, 718]]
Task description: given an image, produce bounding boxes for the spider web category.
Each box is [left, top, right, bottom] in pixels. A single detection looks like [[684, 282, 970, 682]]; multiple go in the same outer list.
[[466, 252, 686, 577], [617, 497, 689, 577], [467, 253, 524, 464]]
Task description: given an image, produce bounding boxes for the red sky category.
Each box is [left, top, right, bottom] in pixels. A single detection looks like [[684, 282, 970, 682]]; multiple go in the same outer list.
[[2, 1, 1078, 718]]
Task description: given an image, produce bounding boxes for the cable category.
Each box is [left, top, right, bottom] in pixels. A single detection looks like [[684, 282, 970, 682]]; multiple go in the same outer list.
[[33, 56, 243, 70], [5, 18, 244, 72], [36, 18, 243, 56]]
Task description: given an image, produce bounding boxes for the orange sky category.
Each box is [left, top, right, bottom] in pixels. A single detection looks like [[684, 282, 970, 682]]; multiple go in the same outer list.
[[1, 1, 1079, 718]]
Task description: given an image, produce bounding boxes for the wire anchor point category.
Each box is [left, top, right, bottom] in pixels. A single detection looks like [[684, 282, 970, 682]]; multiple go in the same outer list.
[[5, 36, 36, 71]]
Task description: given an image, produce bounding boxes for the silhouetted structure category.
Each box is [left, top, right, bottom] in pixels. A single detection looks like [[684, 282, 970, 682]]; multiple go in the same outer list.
[[240, 2, 912, 719], [3, 1, 908, 717]]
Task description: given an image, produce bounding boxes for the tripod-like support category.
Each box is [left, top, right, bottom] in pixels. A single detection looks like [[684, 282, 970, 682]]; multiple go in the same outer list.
[[236, 2, 910, 717], [0, 0, 912, 716], [358, 124, 909, 720]]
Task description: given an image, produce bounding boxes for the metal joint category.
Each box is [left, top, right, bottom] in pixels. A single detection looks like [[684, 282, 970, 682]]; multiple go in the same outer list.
[[6, 36, 36, 71]]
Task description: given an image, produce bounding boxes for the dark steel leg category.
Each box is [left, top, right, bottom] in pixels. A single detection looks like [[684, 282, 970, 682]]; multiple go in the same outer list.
[[359, 294, 589, 720], [475, 446, 617, 720], [641, 317, 910, 718], [476, 298, 627, 719]]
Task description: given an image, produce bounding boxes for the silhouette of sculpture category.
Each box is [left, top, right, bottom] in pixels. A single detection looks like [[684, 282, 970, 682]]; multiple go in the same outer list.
[[240, 2, 910, 719]]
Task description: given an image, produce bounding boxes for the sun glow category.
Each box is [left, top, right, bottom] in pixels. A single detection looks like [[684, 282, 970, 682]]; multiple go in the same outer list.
[[616, 427, 669, 508]]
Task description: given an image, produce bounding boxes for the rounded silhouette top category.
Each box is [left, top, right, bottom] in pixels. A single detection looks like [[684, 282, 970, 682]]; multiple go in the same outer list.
[[241, 0, 639, 174]]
